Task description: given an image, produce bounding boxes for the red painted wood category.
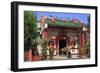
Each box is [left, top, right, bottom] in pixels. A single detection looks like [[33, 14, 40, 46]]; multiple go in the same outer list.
[[43, 30, 48, 40], [81, 32, 85, 48]]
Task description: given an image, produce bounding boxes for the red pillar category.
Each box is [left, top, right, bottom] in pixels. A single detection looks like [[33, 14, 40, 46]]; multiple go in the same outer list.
[[81, 32, 85, 57], [82, 32, 85, 48], [43, 29, 48, 41], [56, 40, 58, 48]]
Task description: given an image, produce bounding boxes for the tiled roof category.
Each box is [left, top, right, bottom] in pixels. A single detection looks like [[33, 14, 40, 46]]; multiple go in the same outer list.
[[46, 21, 82, 27]]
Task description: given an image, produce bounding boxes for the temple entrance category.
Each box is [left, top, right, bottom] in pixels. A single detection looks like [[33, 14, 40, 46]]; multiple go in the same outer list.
[[59, 40, 66, 55]]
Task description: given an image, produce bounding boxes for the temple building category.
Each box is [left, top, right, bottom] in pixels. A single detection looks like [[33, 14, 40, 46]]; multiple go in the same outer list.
[[37, 17, 90, 57]]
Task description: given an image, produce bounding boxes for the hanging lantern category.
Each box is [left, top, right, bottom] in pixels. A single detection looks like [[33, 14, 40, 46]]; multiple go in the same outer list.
[[52, 36, 56, 40]]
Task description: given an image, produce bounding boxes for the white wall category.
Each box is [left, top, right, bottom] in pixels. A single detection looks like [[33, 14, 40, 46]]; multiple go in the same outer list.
[[0, 0, 99, 73]]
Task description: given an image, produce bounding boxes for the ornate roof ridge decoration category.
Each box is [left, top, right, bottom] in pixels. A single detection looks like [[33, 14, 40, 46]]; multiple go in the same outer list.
[[38, 16, 84, 27]]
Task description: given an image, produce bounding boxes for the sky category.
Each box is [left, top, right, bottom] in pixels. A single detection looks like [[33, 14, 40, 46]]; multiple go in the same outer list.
[[33, 11, 90, 25]]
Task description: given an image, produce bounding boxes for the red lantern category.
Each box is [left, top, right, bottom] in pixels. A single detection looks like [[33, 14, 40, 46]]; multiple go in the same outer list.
[[52, 36, 56, 40]]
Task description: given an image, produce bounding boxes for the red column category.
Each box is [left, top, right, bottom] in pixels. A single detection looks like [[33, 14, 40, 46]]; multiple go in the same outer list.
[[81, 32, 85, 57], [81, 32, 85, 48], [43, 29, 48, 41], [56, 40, 58, 48]]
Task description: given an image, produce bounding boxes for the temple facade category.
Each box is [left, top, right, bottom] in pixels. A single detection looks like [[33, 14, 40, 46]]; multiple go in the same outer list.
[[37, 18, 90, 58]]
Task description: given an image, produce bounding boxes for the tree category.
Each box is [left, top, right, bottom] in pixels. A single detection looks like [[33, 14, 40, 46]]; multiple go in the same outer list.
[[24, 11, 38, 51]]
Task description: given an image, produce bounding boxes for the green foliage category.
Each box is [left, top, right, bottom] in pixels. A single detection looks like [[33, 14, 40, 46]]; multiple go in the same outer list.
[[41, 40, 47, 48], [40, 40, 48, 60], [41, 40, 48, 54], [85, 42, 90, 49], [85, 42, 90, 54], [24, 11, 38, 50]]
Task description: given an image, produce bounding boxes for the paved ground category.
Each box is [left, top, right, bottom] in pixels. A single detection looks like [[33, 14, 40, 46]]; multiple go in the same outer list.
[[53, 55, 68, 60], [53, 55, 88, 60]]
